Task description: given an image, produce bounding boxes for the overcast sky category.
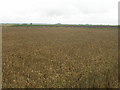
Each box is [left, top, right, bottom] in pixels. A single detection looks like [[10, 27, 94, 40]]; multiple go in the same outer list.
[[0, 0, 119, 25]]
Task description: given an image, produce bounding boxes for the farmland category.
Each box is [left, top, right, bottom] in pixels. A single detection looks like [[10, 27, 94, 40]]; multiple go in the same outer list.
[[2, 25, 118, 88]]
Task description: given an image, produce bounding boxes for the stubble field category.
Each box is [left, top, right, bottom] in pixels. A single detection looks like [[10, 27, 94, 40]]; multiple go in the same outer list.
[[2, 26, 118, 88]]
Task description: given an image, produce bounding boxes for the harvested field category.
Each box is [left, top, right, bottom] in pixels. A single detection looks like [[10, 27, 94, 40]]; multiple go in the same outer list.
[[2, 26, 118, 88]]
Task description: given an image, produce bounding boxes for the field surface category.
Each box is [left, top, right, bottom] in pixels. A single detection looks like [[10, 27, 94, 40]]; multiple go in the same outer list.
[[2, 26, 118, 88]]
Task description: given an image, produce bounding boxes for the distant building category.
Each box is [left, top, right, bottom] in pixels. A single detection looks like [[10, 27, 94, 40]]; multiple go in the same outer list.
[[57, 23, 61, 25]]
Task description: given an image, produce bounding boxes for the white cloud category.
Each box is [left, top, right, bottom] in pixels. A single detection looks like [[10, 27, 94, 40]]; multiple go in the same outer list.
[[0, 0, 119, 25]]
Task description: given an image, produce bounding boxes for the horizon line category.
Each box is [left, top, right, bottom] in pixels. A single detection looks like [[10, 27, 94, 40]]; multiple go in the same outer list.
[[0, 23, 118, 26]]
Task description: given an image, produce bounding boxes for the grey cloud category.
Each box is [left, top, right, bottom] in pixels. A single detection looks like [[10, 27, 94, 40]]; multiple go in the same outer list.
[[0, 0, 118, 25]]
